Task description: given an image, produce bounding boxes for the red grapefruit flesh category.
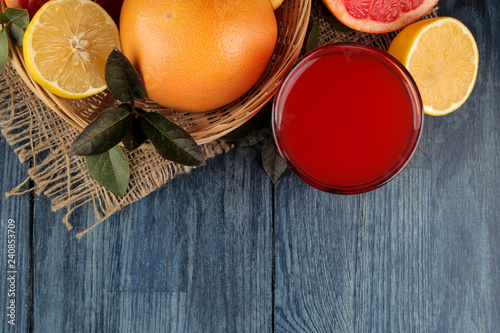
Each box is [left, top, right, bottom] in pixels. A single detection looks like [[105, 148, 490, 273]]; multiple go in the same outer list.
[[322, 0, 439, 33]]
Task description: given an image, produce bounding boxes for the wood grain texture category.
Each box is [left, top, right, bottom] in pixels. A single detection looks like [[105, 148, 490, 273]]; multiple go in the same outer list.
[[425, 1, 500, 330], [274, 169, 435, 333], [32, 146, 273, 332], [274, 175, 360, 332], [0, 137, 32, 332], [274, 1, 500, 332]]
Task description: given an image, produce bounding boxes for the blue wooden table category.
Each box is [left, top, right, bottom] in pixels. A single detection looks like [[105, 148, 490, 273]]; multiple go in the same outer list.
[[1, 0, 499, 332]]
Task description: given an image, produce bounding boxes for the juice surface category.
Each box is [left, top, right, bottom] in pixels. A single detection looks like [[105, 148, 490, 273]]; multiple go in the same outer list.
[[274, 45, 421, 190]]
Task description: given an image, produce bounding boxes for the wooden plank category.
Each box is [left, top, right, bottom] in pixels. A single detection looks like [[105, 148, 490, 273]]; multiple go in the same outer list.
[[274, 175, 360, 332], [32, 146, 273, 332], [0, 137, 32, 332], [421, 1, 500, 331], [273, 171, 434, 331], [348, 169, 434, 332], [275, 144, 499, 332], [274, 1, 500, 331]]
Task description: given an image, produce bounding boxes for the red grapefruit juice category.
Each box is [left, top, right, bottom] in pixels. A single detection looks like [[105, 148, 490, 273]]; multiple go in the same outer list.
[[272, 43, 423, 194]]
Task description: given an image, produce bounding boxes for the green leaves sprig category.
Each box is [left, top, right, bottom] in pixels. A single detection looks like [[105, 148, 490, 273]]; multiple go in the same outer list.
[[69, 48, 205, 197], [221, 103, 288, 184], [306, 21, 320, 53], [324, 14, 353, 33], [0, 7, 29, 72], [261, 135, 288, 184]]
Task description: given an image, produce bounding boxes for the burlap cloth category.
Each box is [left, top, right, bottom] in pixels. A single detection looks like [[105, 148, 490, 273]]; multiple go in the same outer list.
[[0, 2, 437, 237]]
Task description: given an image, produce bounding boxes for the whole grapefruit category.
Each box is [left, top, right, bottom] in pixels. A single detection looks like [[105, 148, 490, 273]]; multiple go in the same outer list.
[[119, 0, 278, 113], [322, 0, 439, 33]]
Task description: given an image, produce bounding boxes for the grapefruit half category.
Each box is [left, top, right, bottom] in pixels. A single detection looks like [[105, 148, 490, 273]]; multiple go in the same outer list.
[[322, 0, 439, 33]]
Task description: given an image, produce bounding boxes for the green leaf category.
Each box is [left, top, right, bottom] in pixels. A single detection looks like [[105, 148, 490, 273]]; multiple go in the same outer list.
[[140, 112, 205, 166], [221, 117, 262, 143], [0, 12, 9, 24], [69, 107, 132, 156], [117, 103, 133, 113], [0, 27, 8, 73], [306, 21, 320, 53], [85, 145, 130, 197], [324, 14, 353, 33], [122, 117, 147, 151], [8, 23, 24, 47], [233, 128, 268, 147], [5, 8, 29, 29], [262, 136, 288, 184], [221, 106, 269, 146], [105, 48, 146, 102]]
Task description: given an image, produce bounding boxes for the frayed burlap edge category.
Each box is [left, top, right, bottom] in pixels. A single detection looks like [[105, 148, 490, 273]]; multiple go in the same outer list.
[[0, 3, 437, 237], [0, 65, 231, 238]]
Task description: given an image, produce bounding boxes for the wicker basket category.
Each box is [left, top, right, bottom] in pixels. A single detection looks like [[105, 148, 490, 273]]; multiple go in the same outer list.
[[2, 0, 311, 145]]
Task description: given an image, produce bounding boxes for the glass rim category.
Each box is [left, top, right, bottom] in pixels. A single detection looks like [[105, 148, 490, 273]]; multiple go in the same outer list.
[[272, 42, 424, 195]]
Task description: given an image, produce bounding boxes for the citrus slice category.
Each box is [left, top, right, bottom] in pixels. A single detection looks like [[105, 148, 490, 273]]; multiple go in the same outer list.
[[270, 0, 284, 10], [23, 0, 121, 99], [6, 0, 123, 24], [388, 17, 479, 116], [322, 0, 438, 33]]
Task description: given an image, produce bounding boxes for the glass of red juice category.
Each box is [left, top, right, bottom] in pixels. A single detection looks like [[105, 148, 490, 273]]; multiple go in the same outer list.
[[272, 43, 423, 194]]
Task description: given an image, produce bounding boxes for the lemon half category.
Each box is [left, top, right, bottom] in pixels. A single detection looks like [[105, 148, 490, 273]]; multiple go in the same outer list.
[[388, 17, 479, 116], [23, 0, 121, 99]]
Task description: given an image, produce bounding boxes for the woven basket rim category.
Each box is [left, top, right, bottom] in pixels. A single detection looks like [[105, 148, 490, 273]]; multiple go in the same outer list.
[[2, 0, 312, 145]]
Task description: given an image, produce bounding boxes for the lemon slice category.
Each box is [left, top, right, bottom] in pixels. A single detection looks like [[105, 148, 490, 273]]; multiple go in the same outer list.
[[23, 0, 121, 99], [388, 17, 479, 116], [270, 0, 284, 10]]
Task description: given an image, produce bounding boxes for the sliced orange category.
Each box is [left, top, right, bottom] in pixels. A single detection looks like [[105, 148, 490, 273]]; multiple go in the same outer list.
[[23, 0, 121, 99], [388, 17, 479, 116]]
